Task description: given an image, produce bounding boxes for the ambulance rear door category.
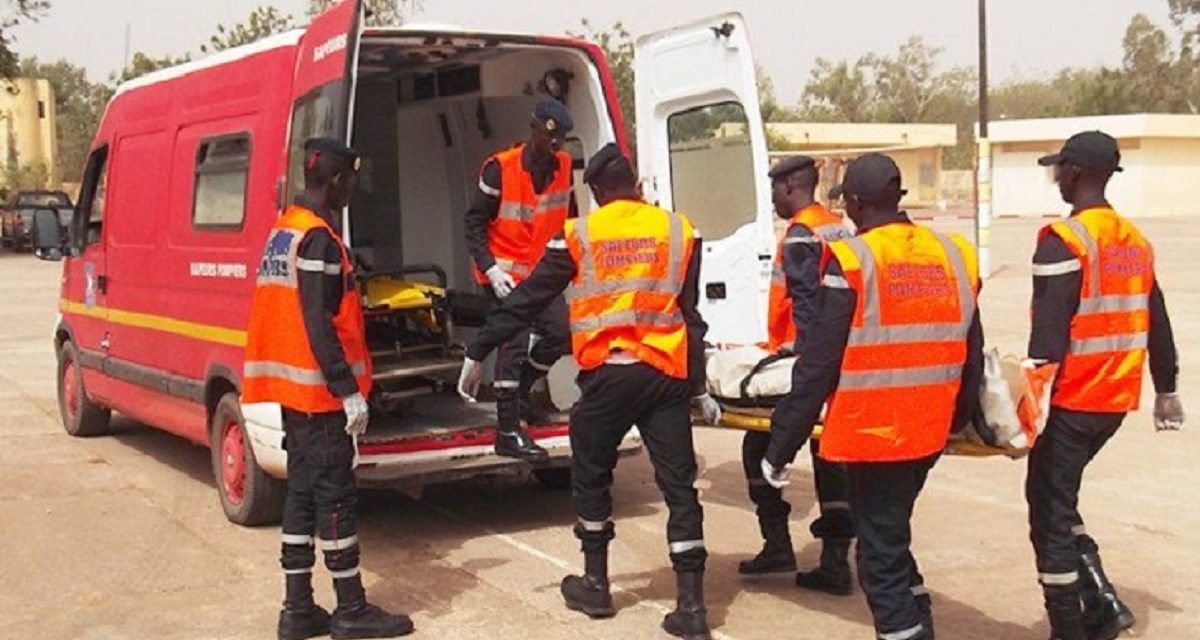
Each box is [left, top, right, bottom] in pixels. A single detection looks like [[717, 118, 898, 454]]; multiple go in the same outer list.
[[634, 13, 774, 345]]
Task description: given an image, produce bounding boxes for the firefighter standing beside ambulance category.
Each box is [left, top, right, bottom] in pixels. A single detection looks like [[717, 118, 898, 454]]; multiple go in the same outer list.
[[459, 144, 722, 640], [464, 99, 577, 463], [1025, 131, 1184, 640], [738, 155, 857, 595], [764, 154, 984, 640], [243, 138, 414, 640]]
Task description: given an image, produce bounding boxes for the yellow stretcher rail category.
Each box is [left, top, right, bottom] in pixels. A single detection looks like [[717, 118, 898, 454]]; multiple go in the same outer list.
[[705, 408, 1024, 459]]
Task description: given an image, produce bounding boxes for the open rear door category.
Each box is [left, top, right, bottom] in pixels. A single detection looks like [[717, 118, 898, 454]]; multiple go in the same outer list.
[[634, 13, 774, 346], [283, 0, 364, 207]]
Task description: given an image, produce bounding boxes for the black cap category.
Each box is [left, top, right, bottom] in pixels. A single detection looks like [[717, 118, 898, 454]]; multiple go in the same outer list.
[[768, 155, 817, 181], [532, 98, 574, 137], [1037, 130, 1123, 173], [304, 137, 361, 172], [583, 143, 630, 185], [830, 153, 907, 202]]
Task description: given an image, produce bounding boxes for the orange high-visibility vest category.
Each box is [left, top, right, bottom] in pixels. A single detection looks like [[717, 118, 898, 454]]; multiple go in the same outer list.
[[820, 223, 979, 463], [1041, 207, 1153, 413], [563, 200, 697, 379], [474, 144, 573, 284], [242, 206, 373, 413], [766, 204, 850, 352]]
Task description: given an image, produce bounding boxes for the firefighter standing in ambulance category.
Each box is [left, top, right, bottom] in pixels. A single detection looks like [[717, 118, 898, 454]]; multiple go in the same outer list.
[[458, 144, 722, 640], [738, 155, 857, 597], [763, 154, 984, 640], [243, 138, 413, 640], [1026, 131, 1183, 640], [465, 99, 577, 462]]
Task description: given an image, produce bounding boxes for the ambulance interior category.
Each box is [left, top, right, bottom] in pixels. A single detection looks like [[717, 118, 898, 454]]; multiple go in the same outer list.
[[337, 33, 618, 423]]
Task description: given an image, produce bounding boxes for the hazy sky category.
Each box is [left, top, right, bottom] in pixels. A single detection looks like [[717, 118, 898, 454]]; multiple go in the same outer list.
[[11, 0, 1176, 103]]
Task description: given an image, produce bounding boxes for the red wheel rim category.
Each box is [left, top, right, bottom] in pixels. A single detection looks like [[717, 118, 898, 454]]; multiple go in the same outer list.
[[221, 420, 246, 505], [63, 358, 79, 423]]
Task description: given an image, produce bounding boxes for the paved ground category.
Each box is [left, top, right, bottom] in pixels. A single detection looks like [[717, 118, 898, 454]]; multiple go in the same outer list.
[[0, 217, 1196, 640]]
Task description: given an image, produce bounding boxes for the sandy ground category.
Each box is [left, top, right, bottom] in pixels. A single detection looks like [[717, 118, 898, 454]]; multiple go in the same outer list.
[[0, 216, 1196, 640]]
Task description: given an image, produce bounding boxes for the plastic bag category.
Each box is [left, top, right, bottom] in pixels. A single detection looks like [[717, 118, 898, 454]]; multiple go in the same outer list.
[[975, 349, 1030, 451]]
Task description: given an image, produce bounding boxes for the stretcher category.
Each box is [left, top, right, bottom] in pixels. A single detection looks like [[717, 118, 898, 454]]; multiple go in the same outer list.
[[702, 346, 1032, 459]]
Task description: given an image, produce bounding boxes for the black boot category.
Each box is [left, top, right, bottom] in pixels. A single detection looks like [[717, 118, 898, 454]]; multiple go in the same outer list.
[[738, 517, 796, 576], [662, 571, 712, 640], [1044, 584, 1088, 640], [915, 591, 934, 640], [330, 575, 414, 639], [278, 573, 331, 640], [796, 538, 853, 595], [495, 389, 548, 462], [561, 549, 615, 618], [519, 364, 555, 426], [1079, 552, 1135, 640]]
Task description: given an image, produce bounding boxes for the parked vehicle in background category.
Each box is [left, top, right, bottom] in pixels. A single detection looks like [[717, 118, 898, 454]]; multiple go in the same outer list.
[[1, 190, 73, 252]]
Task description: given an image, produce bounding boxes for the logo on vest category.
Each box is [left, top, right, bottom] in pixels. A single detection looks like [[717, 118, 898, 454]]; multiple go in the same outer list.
[[885, 263, 953, 298], [1100, 245, 1150, 277], [597, 237, 658, 268], [259, 230, 296, 284]]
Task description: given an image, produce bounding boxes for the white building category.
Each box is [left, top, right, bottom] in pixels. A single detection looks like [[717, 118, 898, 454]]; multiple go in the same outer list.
[[989, 114, 1200, 218]]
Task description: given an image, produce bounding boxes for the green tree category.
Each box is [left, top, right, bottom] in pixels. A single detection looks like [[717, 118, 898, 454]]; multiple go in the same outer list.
[[569, 20, 635, 146], [17, 57, 103, 181], [0, 0, 49, 79], [110, 51, 192, 85], [202, 6, 295, 54], [3, 160, 50, 190], [307, 0, 421, 27]]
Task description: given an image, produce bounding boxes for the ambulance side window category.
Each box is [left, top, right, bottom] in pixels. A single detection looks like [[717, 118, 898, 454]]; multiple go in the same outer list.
[[666, 102, 755, 240], [286, 83, 343, 204], [193, 133, 251, 230], [75, 145, 108, 248]]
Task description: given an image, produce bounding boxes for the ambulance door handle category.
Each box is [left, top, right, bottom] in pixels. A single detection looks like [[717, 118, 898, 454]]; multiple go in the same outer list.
[[96, 274, 108, 294], [706, 282, 727, 300]]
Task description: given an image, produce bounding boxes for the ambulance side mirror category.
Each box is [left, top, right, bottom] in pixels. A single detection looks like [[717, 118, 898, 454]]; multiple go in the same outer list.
[[32, 208, 64, 261]]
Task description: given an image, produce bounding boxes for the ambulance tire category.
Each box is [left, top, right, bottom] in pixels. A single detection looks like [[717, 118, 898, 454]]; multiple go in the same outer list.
[[533, 467, 573, 491], [58, 340, 112, 437], [210, 392, 285, 526]]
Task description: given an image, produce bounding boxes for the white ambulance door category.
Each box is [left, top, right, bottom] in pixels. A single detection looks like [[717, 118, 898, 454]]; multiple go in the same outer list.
[[634, 13, 774, 345]]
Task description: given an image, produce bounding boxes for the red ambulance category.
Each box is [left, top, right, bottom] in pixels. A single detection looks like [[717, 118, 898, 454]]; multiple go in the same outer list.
[[39, 1, 776, 525]]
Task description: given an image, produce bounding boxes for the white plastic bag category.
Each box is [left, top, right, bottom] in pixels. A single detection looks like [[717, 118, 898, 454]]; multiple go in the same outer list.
[[705, 346, 795, 400], [974, 348, 1030, 451]]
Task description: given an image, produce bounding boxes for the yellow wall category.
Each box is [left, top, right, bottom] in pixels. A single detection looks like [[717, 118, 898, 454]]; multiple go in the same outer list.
[[0, 78, 60, 188]]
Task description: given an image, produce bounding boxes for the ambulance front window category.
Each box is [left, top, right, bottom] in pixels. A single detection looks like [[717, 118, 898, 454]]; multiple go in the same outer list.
[[76, 146, 108, 248], [667, 102, 755, 240]]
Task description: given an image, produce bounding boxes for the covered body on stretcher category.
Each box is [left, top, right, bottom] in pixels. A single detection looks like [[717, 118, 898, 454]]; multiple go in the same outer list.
[[700, 345, 1034, 459]]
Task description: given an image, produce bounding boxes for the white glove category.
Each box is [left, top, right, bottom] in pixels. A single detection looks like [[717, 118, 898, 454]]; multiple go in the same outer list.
[[485, 265, 516, 298], [457, 357, 485, 402], [693, 393, 722, 425], [342, 392, 369, 437], [1154, 392, 1186, 432], [761, 458, 791, 489]]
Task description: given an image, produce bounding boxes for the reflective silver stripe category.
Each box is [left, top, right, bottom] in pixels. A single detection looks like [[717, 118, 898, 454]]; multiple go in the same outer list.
[[812, 223, 851, 242], [281, 533, 314, 546], [838, 363, 964, 391], [879, 623, 925, 640], [283, 568, 313, 575], [330, 567, 360, 580], [478, 179, 500, 198], [1062, 217, 1101, 296], [245, 361, 367, 385], [821, 501, 851, 511], [783, 235, 821, 245], [493, 380, 520, 389], [669, 539, 705, 554], [845, 236, 880, 326], [848, 323, 969, 346], [320, 535, 359, 551], [1071, 524, 1088, 536], [822, 274, 850, 289], [911, 585, 929, 597], [570, 309, 683, 334], [1039, 571, 1079, 586], [499, 202, 535, 222], [546, 238, 568, 250], [1032, 259, 1082, 277], [297, 258, 341, 275], [1077, 294, 1150, 314], [1069, 333, 1148, 355], [578, 518, 612, 532], [536, 190, 572, 210], [932, 232, 977, 329], [566, 277, 683, 302]]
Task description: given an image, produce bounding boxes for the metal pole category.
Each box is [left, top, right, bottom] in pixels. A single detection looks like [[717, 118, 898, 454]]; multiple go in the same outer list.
[[976, 0, 992, 277]]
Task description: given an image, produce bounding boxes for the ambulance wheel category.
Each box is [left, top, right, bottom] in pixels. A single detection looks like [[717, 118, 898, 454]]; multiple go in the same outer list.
[[210, 393, 285, 526], [533, 467, 572, 490], [58, 341, 112, 437]]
